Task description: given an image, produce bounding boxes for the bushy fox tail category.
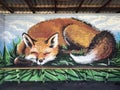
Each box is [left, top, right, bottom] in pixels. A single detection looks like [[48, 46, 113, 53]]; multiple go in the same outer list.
[[70, 31, 116, 64]]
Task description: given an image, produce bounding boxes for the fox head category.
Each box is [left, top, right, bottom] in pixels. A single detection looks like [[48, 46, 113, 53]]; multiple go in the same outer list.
[[22, 33, 59, 65]]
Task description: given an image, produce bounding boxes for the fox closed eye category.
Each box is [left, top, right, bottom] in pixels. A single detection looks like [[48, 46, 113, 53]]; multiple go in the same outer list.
[[31, 52, 38, 55], [43, 52, 51, 56]]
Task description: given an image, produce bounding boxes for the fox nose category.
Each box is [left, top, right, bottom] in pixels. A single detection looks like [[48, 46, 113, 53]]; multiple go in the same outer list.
[[39, 60, 43, 63]]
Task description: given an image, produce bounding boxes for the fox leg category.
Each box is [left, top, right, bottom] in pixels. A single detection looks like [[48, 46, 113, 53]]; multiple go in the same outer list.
[[14, 57, 34, 66], [63, 24, 99, 48], [63, 24, 96, 64]]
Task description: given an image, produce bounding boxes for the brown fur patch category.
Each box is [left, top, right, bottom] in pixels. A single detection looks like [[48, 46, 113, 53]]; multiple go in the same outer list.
[[88, 31, 116, 60]]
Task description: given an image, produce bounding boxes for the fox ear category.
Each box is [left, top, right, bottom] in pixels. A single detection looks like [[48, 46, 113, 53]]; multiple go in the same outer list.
[[47, 33, 59, 48], [22, 33, 34, 48]]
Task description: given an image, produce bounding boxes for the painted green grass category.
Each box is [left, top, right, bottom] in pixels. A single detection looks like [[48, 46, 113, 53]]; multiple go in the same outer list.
[[0, 40, 120, 67], [0, 69, 120, 84], [0, 40, 120, 83]]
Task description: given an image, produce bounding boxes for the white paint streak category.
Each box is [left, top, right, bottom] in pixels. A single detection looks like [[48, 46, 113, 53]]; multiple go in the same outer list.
[[70, 51, 97, 64]]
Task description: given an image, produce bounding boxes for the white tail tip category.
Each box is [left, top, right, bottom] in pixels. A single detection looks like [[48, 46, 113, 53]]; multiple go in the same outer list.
[[70, 52, 96, 64]]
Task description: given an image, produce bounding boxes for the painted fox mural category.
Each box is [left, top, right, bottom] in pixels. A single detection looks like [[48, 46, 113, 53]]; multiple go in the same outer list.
[[14, 18, 116, 65]]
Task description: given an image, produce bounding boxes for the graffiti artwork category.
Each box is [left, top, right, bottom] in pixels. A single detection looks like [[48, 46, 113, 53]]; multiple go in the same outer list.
[[0, 14, 120, 67], [13, 18, 116, 66]]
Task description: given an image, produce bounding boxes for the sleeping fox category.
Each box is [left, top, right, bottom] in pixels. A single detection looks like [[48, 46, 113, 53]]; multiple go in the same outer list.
[[14, 18, 116, 65]]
